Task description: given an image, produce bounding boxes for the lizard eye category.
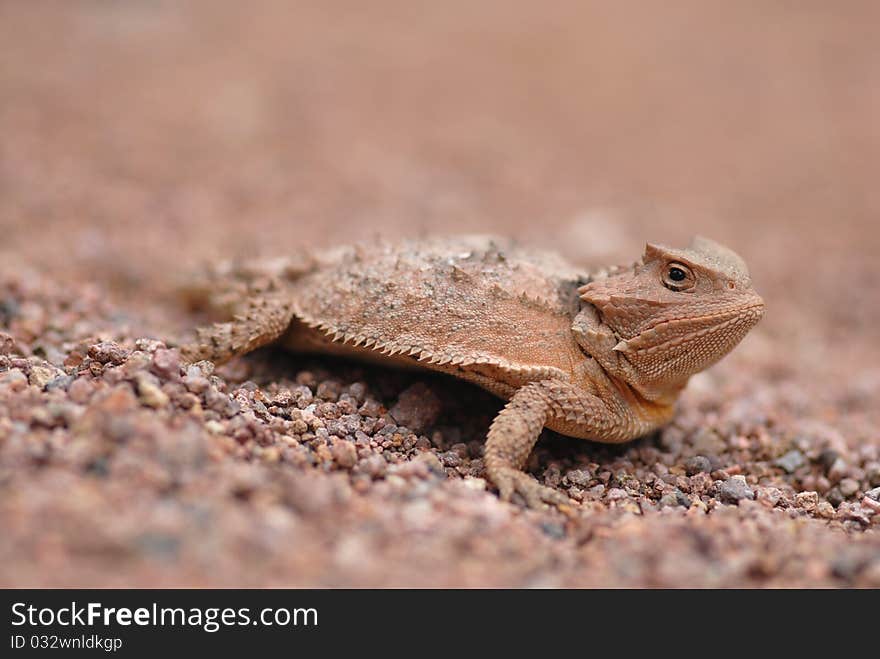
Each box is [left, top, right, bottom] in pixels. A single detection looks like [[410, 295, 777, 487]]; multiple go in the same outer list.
[[662, 262, 695, 291]]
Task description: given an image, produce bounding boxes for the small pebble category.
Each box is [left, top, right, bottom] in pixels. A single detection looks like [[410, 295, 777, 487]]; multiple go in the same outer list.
[[330, 440, 358, 469], [388, 383, 442, 433], [45, 374, 74, 391], [151, 349, 181, 379], [685, 455, 711, 475], [774, 449, 806, 474], [588, 484, 605, 498], [412, 451, 444, 476], [757, 486, 782, 508], [183, 374, 210, 394], [718, 476, 754, 504], [360, 455, 387, 478], [866, 463, 880, 488], [827, 457, 848, 483], [136, 375, 170, 408], [28, 365, 59, 389], [796, 491, 819, 511], [87, 341, 129, 365], [690, 428, 726, 455], [839, 478, 859, 498], [540, 521, 566, 540], [818, 448, 839, 472], [659, 489, 690, 508], [566, 469, 591, 487], [826, 488, 845, 508]]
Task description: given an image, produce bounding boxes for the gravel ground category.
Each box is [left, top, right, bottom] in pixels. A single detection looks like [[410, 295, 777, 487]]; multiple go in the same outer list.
[[1, 1, 878, 587]]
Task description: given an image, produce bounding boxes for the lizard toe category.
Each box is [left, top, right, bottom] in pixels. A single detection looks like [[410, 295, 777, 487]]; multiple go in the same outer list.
[[523, 482, 570, 510], [492, 469, 518, 503], [492, 467, 570, 510]]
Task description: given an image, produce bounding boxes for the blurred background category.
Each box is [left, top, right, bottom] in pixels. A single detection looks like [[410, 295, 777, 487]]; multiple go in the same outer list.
[[1, 0, 878, 359]]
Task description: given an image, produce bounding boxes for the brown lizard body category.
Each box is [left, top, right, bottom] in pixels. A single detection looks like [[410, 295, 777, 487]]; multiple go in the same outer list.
[[182, 235, 764, 508]]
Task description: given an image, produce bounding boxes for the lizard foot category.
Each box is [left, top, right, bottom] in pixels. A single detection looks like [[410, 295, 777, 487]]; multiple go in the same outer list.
[[492, 467, 571, 510]]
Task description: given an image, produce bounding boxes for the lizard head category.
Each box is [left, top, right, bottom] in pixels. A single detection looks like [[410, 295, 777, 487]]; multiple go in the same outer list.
[[578, 236, 764, 387]]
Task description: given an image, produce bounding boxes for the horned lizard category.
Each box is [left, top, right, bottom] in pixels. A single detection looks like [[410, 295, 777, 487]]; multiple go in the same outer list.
[[182, 236, 764, 508]]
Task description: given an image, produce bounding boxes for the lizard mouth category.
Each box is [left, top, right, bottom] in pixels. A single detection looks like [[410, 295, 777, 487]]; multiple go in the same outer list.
[[618, 302, 765, 354]]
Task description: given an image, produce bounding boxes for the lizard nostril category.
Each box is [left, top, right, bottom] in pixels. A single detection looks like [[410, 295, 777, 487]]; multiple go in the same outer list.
[[728, 282, 735, 290]]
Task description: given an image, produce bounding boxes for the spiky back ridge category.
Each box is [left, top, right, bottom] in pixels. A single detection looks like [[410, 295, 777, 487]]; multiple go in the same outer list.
[[289, 236, 590, 382]]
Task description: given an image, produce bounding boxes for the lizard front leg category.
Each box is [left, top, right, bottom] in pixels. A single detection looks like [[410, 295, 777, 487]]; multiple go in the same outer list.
[[485, 381, 568, 508], [484, 378, 613, 508], [485, 377, 635, 509]]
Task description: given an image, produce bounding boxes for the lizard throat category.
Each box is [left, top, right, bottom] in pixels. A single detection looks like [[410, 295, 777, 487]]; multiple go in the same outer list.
[[618, 303, 765, 354]]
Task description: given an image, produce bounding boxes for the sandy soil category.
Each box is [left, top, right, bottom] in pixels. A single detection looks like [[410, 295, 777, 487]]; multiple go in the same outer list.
[[1, 1, 878, 587]]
